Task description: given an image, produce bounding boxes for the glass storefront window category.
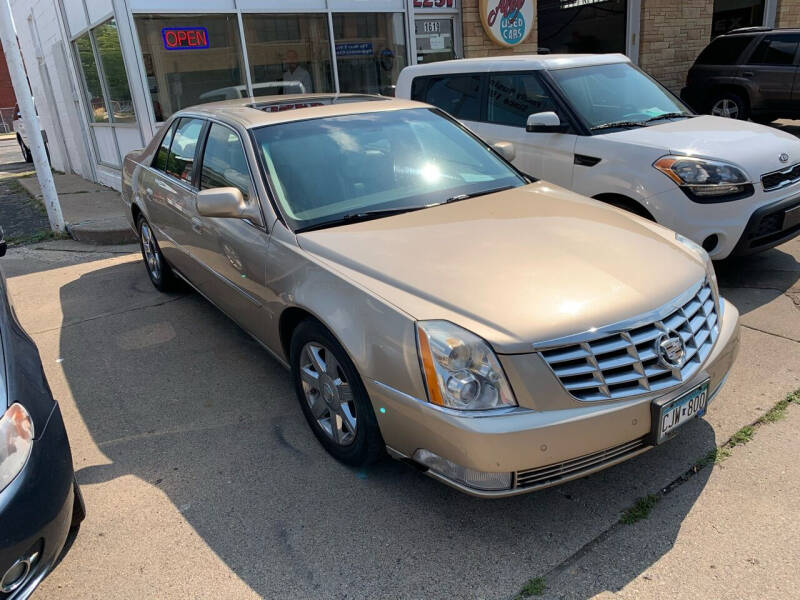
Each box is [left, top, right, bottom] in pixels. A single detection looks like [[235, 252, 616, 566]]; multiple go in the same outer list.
[[333, 13, 407, 96], [243, 14, 334, 96], [711, 0, 765, 38], [415, 18, 456, 64], [93, 20, 135, 123], [75, 34, 109, 123], [537, 0, 628, 54], [134, 14, 246, 120]]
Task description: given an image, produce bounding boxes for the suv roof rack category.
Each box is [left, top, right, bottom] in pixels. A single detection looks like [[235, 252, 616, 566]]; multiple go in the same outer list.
[[726, 26, 771, 34]]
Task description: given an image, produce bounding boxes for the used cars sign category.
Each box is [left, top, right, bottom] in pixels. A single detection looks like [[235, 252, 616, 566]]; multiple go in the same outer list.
[[480, 0, 533, 47]]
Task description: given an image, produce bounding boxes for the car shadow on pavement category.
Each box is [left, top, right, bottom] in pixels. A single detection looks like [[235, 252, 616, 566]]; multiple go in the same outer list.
[[61, 261, 717, 600], [715, 244, 799, 314]]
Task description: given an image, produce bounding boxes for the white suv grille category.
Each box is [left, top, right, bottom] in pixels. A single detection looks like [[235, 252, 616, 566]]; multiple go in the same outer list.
[[540, 281, 719, 402]]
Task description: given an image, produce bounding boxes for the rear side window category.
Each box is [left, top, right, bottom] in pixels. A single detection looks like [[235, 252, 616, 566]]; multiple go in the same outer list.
[[695, 36, 752, 65], [200, 123, 252, 200], [152, 121, 178, 171], [165, 117, 205, 183], [411, 75, 482, 121], [748, 34, 800, 65], [487, 72, 559, 128]]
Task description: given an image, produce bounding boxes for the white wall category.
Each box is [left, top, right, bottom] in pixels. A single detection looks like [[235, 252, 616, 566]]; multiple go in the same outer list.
[[10, 0, 95, 181]]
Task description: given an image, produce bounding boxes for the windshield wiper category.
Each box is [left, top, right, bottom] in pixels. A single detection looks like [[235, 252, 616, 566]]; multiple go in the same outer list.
[[295, 206, 427, 233], [446, 185, 515, 203], [643, 112, 694, 123], [590, 120, 647, 131]]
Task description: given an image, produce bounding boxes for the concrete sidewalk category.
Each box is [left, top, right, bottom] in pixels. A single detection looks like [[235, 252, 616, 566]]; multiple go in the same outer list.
[[17, 173, 136, 244]]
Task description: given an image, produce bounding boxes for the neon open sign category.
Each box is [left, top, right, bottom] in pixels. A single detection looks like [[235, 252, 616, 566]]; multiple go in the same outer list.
[[162, 27, 209, 50]]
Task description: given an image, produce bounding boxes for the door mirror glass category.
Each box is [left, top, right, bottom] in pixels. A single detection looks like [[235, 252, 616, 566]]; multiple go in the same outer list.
[[492, 141, 516, 162], [526, 111, 568, 133], [196, 187, 262, 225]]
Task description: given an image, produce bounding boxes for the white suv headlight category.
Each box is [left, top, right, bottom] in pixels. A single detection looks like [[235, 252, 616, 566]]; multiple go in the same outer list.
[[0, 403, 34, 493], [416, 321, 517, 411], [654, 156, 750, 199]]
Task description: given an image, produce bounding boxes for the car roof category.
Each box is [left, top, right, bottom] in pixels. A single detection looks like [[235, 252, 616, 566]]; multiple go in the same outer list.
[[173, 94, 431, 130], [400, 53, 631, 76], [723, 26, 800, 36]]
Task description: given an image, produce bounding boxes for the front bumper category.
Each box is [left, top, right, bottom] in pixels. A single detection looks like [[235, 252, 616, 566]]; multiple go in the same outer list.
[[730, 193, 800, 256], [645, 182, 800, 260], [0, 403, 76, 598], [367, 300, 740, 498]]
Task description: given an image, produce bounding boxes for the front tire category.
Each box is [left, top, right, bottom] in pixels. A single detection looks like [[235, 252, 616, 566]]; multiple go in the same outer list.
[[137, 215, 180, 292], [709, 91, 749, 120], [290, 320, 384, 466]]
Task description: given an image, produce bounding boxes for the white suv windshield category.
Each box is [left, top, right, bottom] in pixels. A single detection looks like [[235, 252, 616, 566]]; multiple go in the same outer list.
[[253, 108, 525, 231], [550, 62, 691, 131]]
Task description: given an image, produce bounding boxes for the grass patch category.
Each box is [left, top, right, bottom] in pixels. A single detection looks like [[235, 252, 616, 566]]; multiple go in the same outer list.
[[515, 576, 546, 598], [729, 424, 754, 447], [619, 493, 660, 525], [7, 229, 69, 246]]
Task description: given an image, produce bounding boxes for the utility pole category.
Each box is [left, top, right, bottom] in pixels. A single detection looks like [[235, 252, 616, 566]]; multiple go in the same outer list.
[[0, 0, 65, 232]]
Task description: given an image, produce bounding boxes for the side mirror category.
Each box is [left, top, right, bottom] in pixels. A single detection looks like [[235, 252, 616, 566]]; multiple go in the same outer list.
[[526, 111, 569, 133], [196, 187, 262, 226], [492, 141, 516, 162]]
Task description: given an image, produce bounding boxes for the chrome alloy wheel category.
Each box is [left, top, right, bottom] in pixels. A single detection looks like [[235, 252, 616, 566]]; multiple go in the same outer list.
[[299, 342, 357, 446], [140, 221, 161, 281], [711, 98, 739, 119]]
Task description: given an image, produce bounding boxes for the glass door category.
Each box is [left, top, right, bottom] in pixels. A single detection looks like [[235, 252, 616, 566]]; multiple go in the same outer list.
[[414, 17, 456, 64]]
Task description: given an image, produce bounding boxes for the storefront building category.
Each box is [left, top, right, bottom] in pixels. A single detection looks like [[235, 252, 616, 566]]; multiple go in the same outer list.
[[8, 0, 799, 190]]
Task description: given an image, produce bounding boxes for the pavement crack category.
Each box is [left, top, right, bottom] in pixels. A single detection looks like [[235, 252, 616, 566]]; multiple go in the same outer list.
[[29, 295, 188, 335], [740, 323, 800, 343]]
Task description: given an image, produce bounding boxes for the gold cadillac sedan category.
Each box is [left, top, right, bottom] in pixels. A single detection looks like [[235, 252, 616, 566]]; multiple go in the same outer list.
[[122, 95, 740, 497]]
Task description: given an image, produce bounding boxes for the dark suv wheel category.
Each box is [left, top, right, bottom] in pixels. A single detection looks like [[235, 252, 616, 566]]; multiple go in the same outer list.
[[709, 91, 749, 121]]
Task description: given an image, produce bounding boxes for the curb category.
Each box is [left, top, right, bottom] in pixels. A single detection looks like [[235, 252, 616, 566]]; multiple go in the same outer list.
[[66, 216, 138, 245]]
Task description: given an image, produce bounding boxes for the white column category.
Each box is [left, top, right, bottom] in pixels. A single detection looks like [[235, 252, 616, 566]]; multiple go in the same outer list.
[[0, 0, 65, 232]]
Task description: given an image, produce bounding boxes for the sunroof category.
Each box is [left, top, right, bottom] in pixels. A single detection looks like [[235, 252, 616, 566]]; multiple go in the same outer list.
[[249, 94, 387, 113]]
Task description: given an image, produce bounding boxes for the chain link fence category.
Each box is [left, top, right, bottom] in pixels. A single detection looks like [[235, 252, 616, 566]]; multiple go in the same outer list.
[[0, 107, 16, 134]]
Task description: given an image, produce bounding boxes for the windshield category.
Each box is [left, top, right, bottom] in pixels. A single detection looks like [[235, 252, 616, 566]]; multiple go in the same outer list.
[[252, 108, 526, 231], [549, 62, 691, 131]]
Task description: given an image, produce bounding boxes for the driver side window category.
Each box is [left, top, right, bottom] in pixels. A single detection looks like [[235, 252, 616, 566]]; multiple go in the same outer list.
[[487, 72, 563, 129], [200, 123, 254, 202]]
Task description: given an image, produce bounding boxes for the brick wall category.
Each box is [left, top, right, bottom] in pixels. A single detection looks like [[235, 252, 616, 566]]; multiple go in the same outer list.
[[638, 0, 714, 93], [461, 0, 538, 57], [776, 0, 800, 27], [0, 46, 18, 109]]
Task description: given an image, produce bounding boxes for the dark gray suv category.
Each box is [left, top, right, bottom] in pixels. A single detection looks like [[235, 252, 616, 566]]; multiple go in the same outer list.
[[681, 27, 800, 123]]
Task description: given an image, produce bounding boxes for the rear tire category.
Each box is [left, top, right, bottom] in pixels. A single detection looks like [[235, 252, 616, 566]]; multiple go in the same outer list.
[[290, 320, 384, 467], [20, 141, 32, 163], [709, 91, 749, 121], [136, 214, 181, 292]]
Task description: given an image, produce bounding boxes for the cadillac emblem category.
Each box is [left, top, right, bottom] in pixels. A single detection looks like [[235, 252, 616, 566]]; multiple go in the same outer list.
[[656, 331, 686, 369]]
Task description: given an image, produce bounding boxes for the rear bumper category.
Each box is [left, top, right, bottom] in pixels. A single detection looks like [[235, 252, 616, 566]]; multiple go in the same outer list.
[[730, 193, 800, 256], [0, 403, 76, 598], [367, 300, 740, 498]]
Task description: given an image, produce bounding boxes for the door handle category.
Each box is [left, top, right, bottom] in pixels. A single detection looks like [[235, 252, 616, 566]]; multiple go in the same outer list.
[[191, 217, 203, 234], [145, 187, 153, 197], [742, 71, 754, 77]]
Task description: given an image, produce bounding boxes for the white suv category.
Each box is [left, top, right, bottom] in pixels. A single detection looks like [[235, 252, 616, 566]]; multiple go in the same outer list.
[[396, 54, 800, 259]]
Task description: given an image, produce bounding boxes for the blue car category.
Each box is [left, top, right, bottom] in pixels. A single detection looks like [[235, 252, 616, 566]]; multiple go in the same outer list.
[[0, 233, 84, 598]]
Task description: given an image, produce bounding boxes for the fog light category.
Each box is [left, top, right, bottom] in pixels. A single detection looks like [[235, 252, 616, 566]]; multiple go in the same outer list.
[[702, 234, 719, 252], [413, 449, 512, 491]]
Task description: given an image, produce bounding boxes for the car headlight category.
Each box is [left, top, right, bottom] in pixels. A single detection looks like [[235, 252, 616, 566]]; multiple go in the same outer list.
[[0, 403, 34, 493], [654, 156, 750, 198], [675, 232, 720, 300], [416, 321, 517, 411]]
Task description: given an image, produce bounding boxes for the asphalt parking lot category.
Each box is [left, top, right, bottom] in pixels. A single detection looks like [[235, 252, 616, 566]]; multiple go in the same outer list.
[[0, 134, 798, 599]]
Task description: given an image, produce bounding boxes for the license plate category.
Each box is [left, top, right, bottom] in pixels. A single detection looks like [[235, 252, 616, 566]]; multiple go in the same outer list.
[[783, 204, 800, 230], [654, 381, 709, 444]]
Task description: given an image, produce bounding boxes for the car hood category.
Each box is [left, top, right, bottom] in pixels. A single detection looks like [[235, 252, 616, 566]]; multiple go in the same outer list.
[[602, 115, 800, 180], [297, 183, 706, 354]]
